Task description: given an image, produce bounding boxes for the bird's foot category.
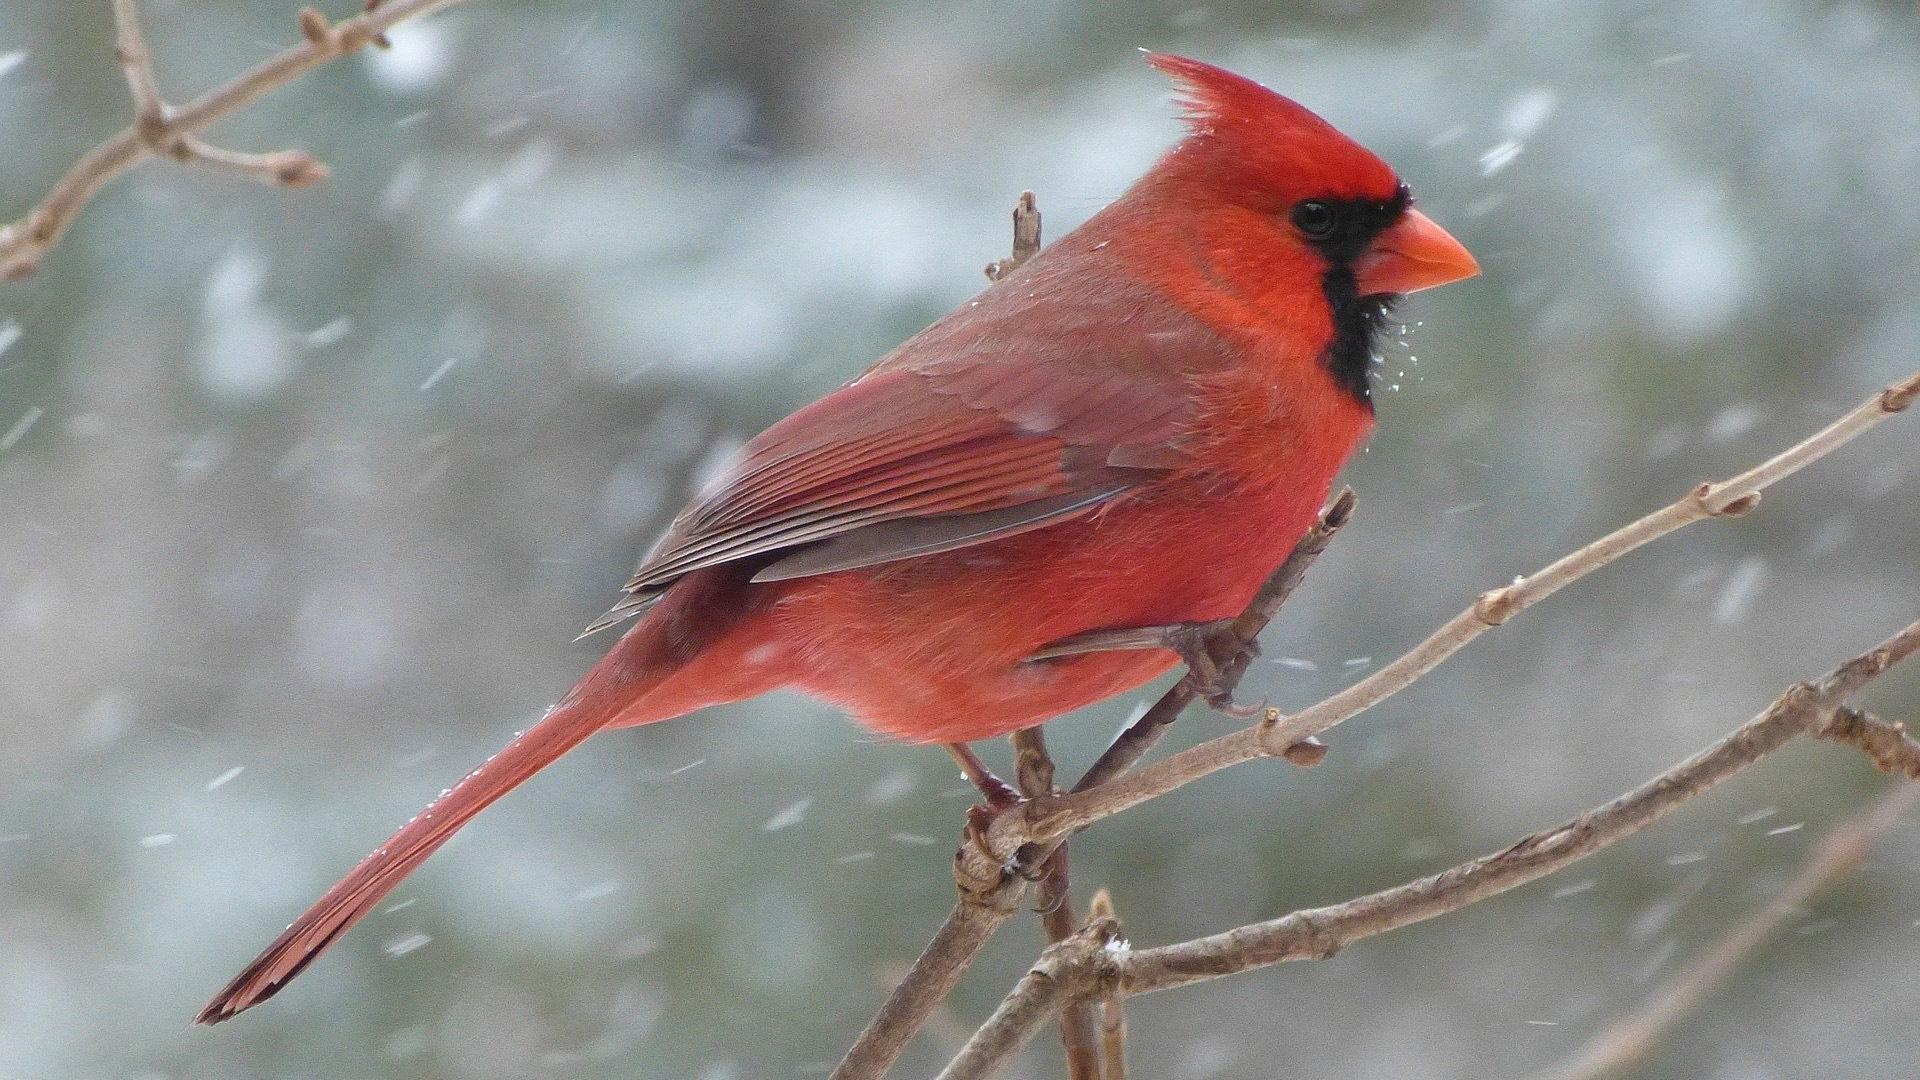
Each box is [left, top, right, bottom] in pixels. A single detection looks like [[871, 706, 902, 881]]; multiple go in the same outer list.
[[1031, 620, 1264, 717], [945, 742, 1042, 889], [1164, 620, 1267, 718], [945, 742, 1020, 807], [955, 799, 1047, 892]]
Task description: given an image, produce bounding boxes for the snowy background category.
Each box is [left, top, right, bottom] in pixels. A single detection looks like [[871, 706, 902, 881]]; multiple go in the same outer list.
[[2, 1, 1918, 1078]]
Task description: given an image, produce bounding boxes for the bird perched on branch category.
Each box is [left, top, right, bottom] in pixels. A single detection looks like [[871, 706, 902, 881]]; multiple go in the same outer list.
[[198, 53, 1477, 1023]]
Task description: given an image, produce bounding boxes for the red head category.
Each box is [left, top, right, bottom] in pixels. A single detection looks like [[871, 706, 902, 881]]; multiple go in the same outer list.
[[1143, 52, 1478, 300]]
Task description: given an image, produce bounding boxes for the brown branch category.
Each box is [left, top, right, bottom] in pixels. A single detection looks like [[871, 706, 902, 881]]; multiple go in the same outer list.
[[111, 0, 330, 187], [1010, 727, 1101, 1080], [1, 0, 476, 281], [833, 895, 1021, 1080], [939, 910, 1125, 1080], [984, 191, 1041, 282], [1087, 889, 1128, 1080], [1818, 707, 1920, 779], [111, 0, 168, 136], [938, 619, 1920, 1078], [1532, 780, 1920, 1080], [971, 370, 1920, 871]]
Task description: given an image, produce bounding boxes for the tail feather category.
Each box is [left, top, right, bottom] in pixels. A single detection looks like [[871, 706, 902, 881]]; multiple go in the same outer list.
[[196, 626, 682, 1024]]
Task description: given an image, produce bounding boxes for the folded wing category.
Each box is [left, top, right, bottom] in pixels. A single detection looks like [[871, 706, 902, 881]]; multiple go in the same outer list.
[[582, 268, 1228, 637]]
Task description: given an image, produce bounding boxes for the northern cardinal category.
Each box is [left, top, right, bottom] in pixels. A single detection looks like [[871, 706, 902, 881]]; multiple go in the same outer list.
[[197, 53, 1477, 1023]]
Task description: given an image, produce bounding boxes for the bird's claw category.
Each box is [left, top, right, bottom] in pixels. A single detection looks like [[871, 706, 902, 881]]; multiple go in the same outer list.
[[1202, 690, 1271, 720], [956, 799, 1040, 891], [1031, 879, 1069, 914], [1167, 619, 1260, 716], [1010, 843, 1050, 882]]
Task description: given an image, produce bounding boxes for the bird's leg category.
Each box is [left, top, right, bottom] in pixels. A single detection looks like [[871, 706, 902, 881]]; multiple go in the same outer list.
[[945, 743, 1039, 887], [1032, 620, 1267, 718], [946, 742, 1021, 807]]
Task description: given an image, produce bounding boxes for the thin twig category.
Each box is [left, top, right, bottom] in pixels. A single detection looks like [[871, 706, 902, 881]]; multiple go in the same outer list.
[[973, 371, 1920, 870], [988, 218, 1066, 950], [984, 191, 1041, 282], [1535, 781, 1920, 1080], [1818, 707, 1920, 779], [832, 895, 1021, 1080], [937, 619, 1920, 1078], [177, 137, 330, 187], [110, 1, 333, 189], [1, 0, 477, 280], [1087, 889, 1128, 1080], [110, 0, 168, 137], [1011, 727, 1101, 1080], [940, 911, 1124, 1080], [362, 0, 397, 49]]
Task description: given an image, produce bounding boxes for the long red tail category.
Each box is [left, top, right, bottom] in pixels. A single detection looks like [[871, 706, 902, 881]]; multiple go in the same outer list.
[[196, 609, 694, 1024]]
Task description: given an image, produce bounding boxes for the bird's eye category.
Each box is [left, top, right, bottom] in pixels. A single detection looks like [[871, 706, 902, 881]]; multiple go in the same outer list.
[[1292, 201, 1338, 239]]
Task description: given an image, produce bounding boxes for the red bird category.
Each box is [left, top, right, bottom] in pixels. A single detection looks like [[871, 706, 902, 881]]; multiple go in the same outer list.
[[198, 54, 1477, 1022]]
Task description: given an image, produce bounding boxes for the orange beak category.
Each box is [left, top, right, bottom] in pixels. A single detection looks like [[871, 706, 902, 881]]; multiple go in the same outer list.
[[1353, 208, 1479, 295]]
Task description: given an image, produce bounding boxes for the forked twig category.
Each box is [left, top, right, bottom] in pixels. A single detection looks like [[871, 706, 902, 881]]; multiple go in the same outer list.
[[1, 0, 478, 280], [113, 0, 328, 188]]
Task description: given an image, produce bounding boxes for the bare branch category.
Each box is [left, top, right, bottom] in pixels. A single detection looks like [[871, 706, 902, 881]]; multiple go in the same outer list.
[[1010, 727, 1101, 1080], [841, 368, 1915, 1077], [938, 911, 1123, 1080], [1, 0, 478, 280], [973, 371, 1920, 869], [940, 619, 1920, 1078], [984, 191, 1042, 282], [1532, 781, 1920, 1080], [110, 0, 168, 140], [831, 895, 1021, 1080], [1818, 707, 1920, 779], [1087, 889, 1128, 1080], [179, 138, 331, 187]]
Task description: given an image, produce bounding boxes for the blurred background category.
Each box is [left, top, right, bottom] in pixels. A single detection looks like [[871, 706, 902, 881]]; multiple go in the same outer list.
[[2, 1, 1918, 1077]]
